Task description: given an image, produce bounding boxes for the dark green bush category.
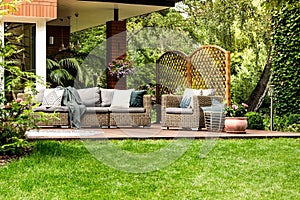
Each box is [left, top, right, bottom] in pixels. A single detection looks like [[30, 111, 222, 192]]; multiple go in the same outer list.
[[246, 112, 264, 130], [271, 1, 300, 116]]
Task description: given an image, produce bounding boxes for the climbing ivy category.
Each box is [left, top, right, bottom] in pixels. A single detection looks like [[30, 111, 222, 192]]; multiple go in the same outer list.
[[271, 1, 300, 116]]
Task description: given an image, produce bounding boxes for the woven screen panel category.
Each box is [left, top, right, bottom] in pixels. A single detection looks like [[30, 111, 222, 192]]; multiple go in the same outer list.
[[156, 51, 189, 98], [156, 45, 229, 105], [190, 46, 227, 100]]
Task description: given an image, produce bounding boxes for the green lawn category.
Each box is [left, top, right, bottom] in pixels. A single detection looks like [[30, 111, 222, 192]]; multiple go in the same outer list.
[[0, 138, 299, 199]]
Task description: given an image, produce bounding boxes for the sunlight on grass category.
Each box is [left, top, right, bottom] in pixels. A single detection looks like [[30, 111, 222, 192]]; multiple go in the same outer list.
[[0, 139, 299, 199]]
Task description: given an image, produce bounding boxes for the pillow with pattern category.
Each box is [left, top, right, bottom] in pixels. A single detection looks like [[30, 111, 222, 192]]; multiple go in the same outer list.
[[180, 88, 202, 108], [42, 88, 64, 107]]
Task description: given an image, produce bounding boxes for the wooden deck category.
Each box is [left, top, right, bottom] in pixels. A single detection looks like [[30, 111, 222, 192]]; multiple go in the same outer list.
[[25, 124, 300, 140]]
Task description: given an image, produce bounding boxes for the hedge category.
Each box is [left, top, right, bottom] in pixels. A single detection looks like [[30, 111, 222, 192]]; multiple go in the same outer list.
[[271, 1, 300, 116]]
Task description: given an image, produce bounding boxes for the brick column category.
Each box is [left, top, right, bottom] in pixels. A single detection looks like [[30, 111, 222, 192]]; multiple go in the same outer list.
[[106, 20, 126, 89]]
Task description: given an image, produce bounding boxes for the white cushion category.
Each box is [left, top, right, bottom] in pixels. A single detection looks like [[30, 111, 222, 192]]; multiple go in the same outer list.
[[202, 89, 216, 96], [100, 88, 115, 107], [180, 88, 201, 108], [42, 88, 64, 107], [110, 89, 134, 109]]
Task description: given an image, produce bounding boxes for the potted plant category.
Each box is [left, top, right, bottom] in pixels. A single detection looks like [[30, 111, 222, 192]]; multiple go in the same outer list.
[[224, 103, 248, 133]]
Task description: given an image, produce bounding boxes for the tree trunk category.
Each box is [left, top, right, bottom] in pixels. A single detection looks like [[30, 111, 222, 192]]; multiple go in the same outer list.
[[246, 54, 272, 112]]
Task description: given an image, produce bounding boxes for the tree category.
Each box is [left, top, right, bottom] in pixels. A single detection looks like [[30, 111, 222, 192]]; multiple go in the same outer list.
[[180, 0, 272, 110], [46, 58, 83, 87]]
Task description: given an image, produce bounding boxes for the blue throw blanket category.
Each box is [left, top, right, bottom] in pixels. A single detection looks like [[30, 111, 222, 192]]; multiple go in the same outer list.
[[62, 86, 86, 128]]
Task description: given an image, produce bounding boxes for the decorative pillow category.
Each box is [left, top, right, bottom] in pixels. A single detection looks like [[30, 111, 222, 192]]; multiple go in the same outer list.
[[179, 95, 192, 108], [212, 98, 221, 105], [77, 87, 101, 107], [100, 88, 115, 107], [130, 90, 147, 107], [110, 89, 134, 108], [202, 89, 216, 96], [179, 88, 201, 108], [42, 88, 64, 107]]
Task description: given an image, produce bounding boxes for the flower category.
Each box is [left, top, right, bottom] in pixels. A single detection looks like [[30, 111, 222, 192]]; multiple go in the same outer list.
[[225, 103, 248, 117], [16, 98, 23, 103], [107, 57, 135, 78]]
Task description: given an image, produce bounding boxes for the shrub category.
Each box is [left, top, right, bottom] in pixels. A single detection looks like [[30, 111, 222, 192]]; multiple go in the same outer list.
[[246, 112, 264, 130], [0, 27, 53, 156], [272, 114, 300, 132], [0, 95, 34, 155]]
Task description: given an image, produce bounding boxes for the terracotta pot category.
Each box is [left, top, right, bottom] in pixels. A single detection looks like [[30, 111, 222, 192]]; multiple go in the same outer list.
[[225, 117, 247, 133]]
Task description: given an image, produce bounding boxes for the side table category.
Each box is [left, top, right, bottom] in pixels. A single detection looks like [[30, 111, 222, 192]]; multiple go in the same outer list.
[[204, 111, 225, 132]]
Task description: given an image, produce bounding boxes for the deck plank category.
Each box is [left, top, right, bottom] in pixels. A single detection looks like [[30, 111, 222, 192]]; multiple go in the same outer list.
[[25, 124, 300, 140]]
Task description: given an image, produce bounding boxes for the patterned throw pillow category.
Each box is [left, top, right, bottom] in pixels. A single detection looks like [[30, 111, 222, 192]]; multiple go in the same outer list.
[[42, 88, 64, 107], [179, 96, 192, 108], [179, 88, 202, 108]]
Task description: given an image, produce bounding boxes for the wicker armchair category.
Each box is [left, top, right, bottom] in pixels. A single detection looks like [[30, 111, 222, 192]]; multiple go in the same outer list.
[[161, 94, 222, 130]]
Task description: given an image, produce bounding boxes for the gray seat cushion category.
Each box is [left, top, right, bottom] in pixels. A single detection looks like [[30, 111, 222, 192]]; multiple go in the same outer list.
[[201, 103, 225, 113], [109, 107, 146, 113], [33, 106, 69, 112], [85, 107, 110, 113], [166, 107, 193, 114]]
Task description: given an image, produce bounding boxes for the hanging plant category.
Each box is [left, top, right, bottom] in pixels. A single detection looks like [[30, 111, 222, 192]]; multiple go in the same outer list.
[[107, 56, 135, 78]]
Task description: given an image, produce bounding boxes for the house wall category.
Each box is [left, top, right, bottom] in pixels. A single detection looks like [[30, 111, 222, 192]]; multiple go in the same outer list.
[[46, 26, 70, 57], [4, 0, 57, 19], [1, 0, 58, 90]]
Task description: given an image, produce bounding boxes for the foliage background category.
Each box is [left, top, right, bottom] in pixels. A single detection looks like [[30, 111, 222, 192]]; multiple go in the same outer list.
[[72, 0, 271, 104], [271, 1, 300, 117], [68, 0, 299, 129]]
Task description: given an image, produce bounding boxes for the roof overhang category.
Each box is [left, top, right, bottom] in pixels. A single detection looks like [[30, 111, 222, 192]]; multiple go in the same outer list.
[[47, 0, 180, 32]]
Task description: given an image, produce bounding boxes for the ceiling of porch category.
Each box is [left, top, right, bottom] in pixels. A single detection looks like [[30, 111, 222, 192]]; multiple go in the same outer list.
[[47, 0, 180, 32]]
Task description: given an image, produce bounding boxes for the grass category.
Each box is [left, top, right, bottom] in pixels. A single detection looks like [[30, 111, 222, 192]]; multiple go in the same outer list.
[[0, 138, 299, 199]]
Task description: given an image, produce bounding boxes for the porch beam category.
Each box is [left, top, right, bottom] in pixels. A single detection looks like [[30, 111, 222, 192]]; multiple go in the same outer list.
[[114, 8, 119, 21], [81, 0, 179, 7]]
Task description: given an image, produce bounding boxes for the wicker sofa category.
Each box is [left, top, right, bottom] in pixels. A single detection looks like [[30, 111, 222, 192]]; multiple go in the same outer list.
[[33, 87, 151, 128], [161, 94, 223, 130]]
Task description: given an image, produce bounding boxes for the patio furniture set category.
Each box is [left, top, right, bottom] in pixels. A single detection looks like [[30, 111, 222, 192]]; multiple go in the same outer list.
[[29, 45, 229, 131], [32, 87, 225, 131], [32, 87, 151, 128]]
